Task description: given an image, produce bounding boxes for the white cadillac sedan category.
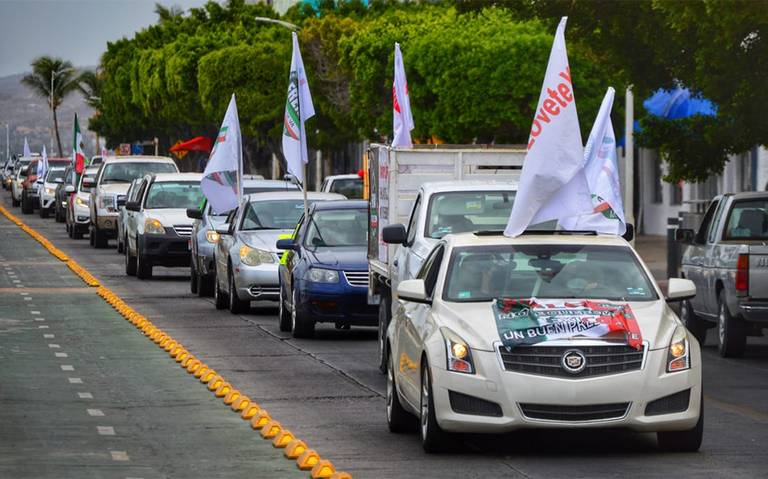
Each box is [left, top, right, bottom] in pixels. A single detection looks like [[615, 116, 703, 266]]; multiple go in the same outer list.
[[386, 232, 702, 453]]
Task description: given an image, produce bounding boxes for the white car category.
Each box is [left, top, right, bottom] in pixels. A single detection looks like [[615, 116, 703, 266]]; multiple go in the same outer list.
[[38, 166, 67, 218], [320, 173, 363, 198], [10, 158, 32, 206], [66, 166, 99, 239], [124, 172, 203, 279], [386, 232, 703, 453]]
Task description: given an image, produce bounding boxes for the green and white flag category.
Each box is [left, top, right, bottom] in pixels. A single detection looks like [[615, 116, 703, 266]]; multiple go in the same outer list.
[[282, 31, 315, 185], [201, 94, 242, 214]]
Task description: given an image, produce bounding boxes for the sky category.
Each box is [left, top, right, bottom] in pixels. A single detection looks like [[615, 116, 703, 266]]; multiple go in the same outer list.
[[0, 0, 210, 77]]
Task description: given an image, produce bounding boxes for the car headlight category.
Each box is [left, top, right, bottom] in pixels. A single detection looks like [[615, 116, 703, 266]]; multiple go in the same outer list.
[[308, 267, 339, 283], [205, 230, 220, 244], [441, 327, 474, 374], [667, 326, 690, 372], [98, 194, 116, 211], [75, 196, 89, 207], [45, 187, 56, 195], [144, 218, 165, 235], [239, 245, 275, 266]]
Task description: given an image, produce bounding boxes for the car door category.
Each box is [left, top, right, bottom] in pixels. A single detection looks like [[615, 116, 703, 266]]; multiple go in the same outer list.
[[394, 194, 422, 290], [396, 244, 444, 406], [216, 207, 239, 291], [703, 197, 729, 315], [686, 199, 719, 316], [127, 179, 149, 254], [283, 214, 306, 297]]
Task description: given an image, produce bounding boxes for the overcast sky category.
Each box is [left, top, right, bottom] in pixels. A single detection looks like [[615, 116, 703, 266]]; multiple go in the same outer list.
[[0, 0, 210, 77]]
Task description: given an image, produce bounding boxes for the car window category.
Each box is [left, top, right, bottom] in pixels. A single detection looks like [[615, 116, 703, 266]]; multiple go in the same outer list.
[[100, 162, 177, 184], [45, 169, 65, 182], [329, 178, 363, 199], [708, 197, 729, 243], [304, 209, 367, 247], [695, 199, 719, 244], [426, 191, 515, 239], [423, 246, 445, 298], [723, 199, 768, 240], [65, 168, 74, 184], [240, 199, 310, 231], [444, 244, 657, 303], [144, 181, 203, 209], [406, 195, 421, 245]]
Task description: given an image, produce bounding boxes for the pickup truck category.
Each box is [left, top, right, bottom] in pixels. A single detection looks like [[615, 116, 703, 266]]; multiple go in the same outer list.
[[677, 191, 768, 357], [367, 144, 523, 371]]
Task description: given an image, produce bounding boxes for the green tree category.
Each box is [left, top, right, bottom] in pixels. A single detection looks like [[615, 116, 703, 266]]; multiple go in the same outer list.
[[21, 56, 80, 156]]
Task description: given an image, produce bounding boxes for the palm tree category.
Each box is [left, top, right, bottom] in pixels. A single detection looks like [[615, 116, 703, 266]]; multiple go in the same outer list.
[[21, 56, 80, 157], [154, 3, 183, 23], [76, 70, 104, 151]]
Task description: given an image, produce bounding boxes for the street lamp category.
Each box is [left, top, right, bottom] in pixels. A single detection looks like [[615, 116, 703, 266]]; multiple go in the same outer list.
[[253, 16, 300, 31], [50, 67, 75, 152], [1, 122, 9, 162]]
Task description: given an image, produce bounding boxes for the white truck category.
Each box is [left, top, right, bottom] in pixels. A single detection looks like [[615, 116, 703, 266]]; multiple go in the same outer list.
[[367, 144, 524, 371]]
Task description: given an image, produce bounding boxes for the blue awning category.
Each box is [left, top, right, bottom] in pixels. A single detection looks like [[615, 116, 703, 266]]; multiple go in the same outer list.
[[643, 87, 717, 119]]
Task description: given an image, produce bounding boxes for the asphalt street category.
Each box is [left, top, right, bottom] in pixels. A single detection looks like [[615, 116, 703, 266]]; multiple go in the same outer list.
[[2, 194, 768, 478]]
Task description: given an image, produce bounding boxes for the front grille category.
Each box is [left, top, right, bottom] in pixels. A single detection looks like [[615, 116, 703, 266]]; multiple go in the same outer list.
[[645, 389, 690, 416], [449, 391, 503, 417], [173, 224, 193, 237], [520, 402, 630, 422], [248, 285, 280, 298], [498, 344, 644, 379], [343, 271, 368, 287]]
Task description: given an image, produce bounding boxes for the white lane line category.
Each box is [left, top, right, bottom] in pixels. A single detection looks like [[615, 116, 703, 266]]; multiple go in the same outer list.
[[68, 377, 82, 384], [15, 285, 23, 288], [48, 344, 60, 349], [23, 297, 31, 301], [87, 409, 105, 417], [110, 451, 129, 461], [30, 311, 40, 315], [54, 352, 68, 358], [78, 392, 93, 399], [19, 292, 28, 296], [38, 325, 49, 329], [34, 318, 44, 322], [12, 280, 20, 283], [43, 334, 54, 338], [97, 426, 115, 436], [60, 365, 74, 371]]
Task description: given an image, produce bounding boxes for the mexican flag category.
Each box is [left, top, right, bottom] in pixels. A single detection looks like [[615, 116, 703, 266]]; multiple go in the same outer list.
[[493, 298, 643, 350], [282, 31, 315, 185], [73, 114, 86, 174]]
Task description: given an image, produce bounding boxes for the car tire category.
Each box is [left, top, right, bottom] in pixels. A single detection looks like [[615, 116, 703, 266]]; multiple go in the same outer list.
[[92, 226, 108, 249], [214, 274, 228, 310], [378, 294, 391, 374], [228, 269, 248, 314], [66, 222, 72, 238], [125, 243, 137, 276], [657, 392, 703, 452], [40, 206, 48, 218], [136, 240, 152, 279], [291, 287, 314, 338], [73, 226, 83, 240], [198, 273, 214, 297], [12, 195, 19, 207], [117, 234, 124, 254], [680, 299, 709, 346], [717, 291, 746, 358], [420, 360, 449, 453], [278, 281, 292, 332], [387, 348, 414, 433], [190, 262, 198, 294], [21, 193, 32, 214]]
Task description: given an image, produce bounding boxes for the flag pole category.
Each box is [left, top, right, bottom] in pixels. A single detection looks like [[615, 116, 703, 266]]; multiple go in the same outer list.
[[302, 161, 309, 218]]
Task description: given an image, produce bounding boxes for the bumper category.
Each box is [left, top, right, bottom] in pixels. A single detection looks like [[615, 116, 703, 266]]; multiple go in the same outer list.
[[41, 195, 55, 209], [233, 262, 280, 301], [95, 212, 119, 234], [297, 280, 378, 325], [429, 346, 702, 434], [138, 233, 191, 267], [739, 301, 768, 322], [74, 205, 90, 224]]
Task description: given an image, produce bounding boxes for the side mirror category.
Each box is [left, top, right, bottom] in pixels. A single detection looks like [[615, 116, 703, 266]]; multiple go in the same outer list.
[[215, 224, 231, 235], [397, 279, 430, 304], [125, 201, 140, 212], [36, 179, 44, 184], [186, 208, 203, 220], [20, 167, 28, 175], [54, 178, 63, 184], [666, 278, 696, 302], [64, 185, 75, 193], [82, 178, 96, 188], [382, 224, 407, 245], [276, 238, 297, 251], [675, 228, 695, 244], [116, 196, 127, 208], [622, 223, 635, 242]]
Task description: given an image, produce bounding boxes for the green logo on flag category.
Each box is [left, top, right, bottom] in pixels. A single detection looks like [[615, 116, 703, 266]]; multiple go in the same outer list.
[[283, 72, 300, 141]]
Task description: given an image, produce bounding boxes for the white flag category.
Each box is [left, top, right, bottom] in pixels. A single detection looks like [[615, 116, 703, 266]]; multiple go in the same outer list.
[[560, 87, 626, 234], [201, 94, 242, 214], [282, 32, 315, 185], [504, 17, 593, 237], [392, 43, 414, 148], [37, 145, 48, 179], [23, 137, 31, 158]]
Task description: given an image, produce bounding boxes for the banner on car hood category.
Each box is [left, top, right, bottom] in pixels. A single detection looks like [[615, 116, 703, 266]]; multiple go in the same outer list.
[[492, 298, 643, 350]]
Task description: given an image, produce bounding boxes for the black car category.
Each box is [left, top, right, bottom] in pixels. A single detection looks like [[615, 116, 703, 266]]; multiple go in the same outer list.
[[54, 166, 75, 223]]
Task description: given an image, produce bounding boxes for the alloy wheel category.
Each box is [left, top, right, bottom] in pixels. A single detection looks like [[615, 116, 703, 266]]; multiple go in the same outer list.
[[420, 368, 429, 440]]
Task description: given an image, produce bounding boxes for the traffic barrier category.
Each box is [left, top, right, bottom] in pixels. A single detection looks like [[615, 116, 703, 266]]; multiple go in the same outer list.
[[284, 439, 308, 459], [260, 420, 282, 439], [241, 403, 261, 420], [214, 382, 232, 398], [311, 460, 336, 479], [251, 411, 271, 430], [231, 395, 250, 412], [223, 389, 241, 406], [273, 430, 295, 448], [297, 450, 321, 470]]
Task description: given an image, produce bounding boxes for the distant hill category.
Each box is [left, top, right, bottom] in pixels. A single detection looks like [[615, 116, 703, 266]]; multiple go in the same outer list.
[[0, 70, 95, 160]]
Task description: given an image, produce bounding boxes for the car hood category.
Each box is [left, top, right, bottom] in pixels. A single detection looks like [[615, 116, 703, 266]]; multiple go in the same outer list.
[[435, 299, 679, 352], [306, 246, 368, 269], [99, 183, 130, 196], [145, 209, 193, 226], [239, 229, 292, 253]]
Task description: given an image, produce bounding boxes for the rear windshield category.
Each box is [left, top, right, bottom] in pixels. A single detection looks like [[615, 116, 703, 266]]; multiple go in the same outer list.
[[144, 181, 203, 209], [329, 178, 363, 199], [101, 162, 177, 184], [304, 209, 368, 247], [241, 199, 308, 230], [724, 199, 768, 240]]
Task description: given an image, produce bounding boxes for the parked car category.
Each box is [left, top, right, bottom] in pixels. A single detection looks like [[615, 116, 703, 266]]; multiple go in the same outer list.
[[677, 192, 768, 357], [38, 166, 67, 218], [320, 173, 364, 199], [21, 158, 70, 214], [187, 177, 298, 297], [66, 166, 99, 239], [10, 158, 32, 207], [54, 166, 75, 223], [212, 191, 345, 314], [89, 155, 104, 167], [386, 231, 702, 453], [89, 156, 179, 248], [124, 173, 203, 279], [1, 158, 15, 189], [116, 178, 143, 253], [276, 200, 376, 337]]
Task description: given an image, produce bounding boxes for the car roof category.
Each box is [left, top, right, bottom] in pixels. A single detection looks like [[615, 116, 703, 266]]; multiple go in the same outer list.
[[325, 174, 361, 181], [443, 231, 631, 249], [727, 191, 768, 201], [84, 166, 99, 174], [150, 172, 202, 182], [243, 179, 299, 189], [102, 156, 175, 164], [419, 180, 519, 196], [245, 191, 346, 202], [311, 199, 368, 212]]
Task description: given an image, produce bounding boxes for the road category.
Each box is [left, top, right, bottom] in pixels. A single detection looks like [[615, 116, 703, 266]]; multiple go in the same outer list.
[[2, 194, 768, 478]]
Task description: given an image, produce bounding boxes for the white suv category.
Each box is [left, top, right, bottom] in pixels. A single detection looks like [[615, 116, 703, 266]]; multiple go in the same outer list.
[[88, 156, 178, 248], [124, 172, 203, 279]]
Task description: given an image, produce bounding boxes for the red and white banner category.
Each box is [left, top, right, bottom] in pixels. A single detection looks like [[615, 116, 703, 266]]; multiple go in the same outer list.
[[392, 42, 414, 148]]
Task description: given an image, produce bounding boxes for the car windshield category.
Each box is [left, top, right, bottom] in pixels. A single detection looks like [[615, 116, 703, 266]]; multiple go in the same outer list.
[[101, 162, 176, 184], [241, 199, 307, 230], [329, 178, 363, 199], [724, 199, 768, 240], [426, 191, 515, 239], [45, 169, 65, 182], [305, 208, 368, 248], [207, 186, 297, 217], [144, 181, 203, 209], [444, 244, 657, 302]]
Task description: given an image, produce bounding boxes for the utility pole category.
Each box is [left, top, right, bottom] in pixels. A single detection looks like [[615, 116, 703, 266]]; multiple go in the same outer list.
[[624, 86, 635, 227]]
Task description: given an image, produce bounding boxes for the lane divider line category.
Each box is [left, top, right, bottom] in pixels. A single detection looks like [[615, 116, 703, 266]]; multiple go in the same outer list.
[[0, 203, 351, 479]]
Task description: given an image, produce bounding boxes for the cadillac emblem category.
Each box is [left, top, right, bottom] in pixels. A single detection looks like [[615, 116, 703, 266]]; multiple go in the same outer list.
[[561, 349, 587, 374]]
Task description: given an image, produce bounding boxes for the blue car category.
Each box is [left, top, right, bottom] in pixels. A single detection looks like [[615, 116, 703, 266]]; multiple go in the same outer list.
[[277, 200, 377, 338]]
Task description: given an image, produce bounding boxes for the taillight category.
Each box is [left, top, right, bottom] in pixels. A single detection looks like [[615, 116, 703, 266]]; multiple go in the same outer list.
[[736, 254, 749, 294]]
